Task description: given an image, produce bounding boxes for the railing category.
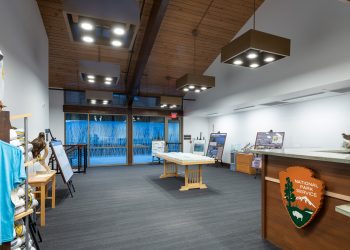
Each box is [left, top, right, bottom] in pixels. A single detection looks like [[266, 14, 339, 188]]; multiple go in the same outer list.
[[50, 144, 87, 173]]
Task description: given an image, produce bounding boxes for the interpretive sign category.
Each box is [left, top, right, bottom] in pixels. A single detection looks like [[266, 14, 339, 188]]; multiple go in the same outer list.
[[279, 166, 325, 228]]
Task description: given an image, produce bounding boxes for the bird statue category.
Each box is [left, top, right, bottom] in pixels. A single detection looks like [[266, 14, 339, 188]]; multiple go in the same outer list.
[[30, 132, 46, 159], [0, 100, 6, 111], [342, 133, 350, 149]]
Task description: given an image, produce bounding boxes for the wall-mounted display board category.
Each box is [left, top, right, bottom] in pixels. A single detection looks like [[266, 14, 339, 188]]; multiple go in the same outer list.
[[50, 140, 74, 183], [255, 131, 285, 149], [192, 139, 206, 155], [206, 133, 227, 160]]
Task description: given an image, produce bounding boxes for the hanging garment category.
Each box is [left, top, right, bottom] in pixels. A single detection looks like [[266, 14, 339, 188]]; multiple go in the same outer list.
[[0, 140, 26, 244]]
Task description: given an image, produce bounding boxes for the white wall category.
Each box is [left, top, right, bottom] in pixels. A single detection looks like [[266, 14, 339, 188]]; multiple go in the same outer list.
[[207, 93, 350, 163], [185, 0, 350, 116], [49, 89, 65, 142], [0, 0, 48, 139], [183, 116, 209, 153]]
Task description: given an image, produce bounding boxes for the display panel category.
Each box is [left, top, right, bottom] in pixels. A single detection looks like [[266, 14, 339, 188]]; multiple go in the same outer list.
[[206, 133, 227, 160], [254, 131, 285, 149]]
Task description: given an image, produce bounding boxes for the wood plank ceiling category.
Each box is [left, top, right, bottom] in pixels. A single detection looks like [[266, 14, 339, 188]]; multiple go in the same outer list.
[[37, 0, 264, 97]]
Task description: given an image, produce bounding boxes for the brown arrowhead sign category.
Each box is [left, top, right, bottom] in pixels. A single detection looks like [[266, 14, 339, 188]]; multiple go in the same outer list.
[[279, 166, 325, 228]]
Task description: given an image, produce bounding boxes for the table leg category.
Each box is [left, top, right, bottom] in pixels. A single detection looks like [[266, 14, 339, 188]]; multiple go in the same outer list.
[[198, 164, 208, 189], [160, 161, 178, 178], [52, 175, 56, 208], [180, 166, 190, 191], [40, 184, 46, 226]]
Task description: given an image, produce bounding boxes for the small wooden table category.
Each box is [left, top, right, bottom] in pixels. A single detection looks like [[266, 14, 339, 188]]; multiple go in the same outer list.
[[28, 171, 56, 226], [156, 152, 215, 191]]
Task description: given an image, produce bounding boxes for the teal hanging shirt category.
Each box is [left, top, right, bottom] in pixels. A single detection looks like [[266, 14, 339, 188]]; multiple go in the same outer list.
[[0, 140, 26, 244]]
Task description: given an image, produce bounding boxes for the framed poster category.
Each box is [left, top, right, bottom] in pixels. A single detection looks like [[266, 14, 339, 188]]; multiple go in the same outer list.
[[206, 133, 227, 160], [255, 131, 285, 149], [50, 140, 74, 183]]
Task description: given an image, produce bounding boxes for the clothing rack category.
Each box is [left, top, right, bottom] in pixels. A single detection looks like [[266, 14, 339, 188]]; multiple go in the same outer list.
[[10, 113, 33, 250]]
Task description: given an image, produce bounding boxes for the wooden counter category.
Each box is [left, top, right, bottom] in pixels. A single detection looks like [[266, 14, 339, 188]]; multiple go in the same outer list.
[[252, 148, 350, 250]]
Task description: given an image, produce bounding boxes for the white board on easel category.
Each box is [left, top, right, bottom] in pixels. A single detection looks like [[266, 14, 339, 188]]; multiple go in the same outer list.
[[152, 140, 165, 156], [50, 140, 74, 183]]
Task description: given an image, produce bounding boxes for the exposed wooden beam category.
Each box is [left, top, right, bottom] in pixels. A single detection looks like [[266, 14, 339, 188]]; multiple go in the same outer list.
[[128, 0, 169, 106]]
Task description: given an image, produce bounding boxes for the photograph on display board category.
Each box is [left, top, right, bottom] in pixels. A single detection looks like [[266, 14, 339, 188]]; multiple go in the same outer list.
[[254, 131, 285, 149], [206, 133, 227, 160]]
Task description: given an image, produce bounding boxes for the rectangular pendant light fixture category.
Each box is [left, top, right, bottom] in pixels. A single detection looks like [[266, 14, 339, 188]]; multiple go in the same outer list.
[[221, 29, 290, 68], [176, 73, 215, 93], [160, 96, 182, 109]]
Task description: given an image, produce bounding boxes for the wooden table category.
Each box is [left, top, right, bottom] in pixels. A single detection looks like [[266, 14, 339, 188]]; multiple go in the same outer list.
[[156, 152, 215, 191], [28, 171, 56, 226]]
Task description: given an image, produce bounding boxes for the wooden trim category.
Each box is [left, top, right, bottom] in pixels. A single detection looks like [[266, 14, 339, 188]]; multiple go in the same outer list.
[[10, 113, 32, 120], [127, 108, 133, 165], [14, 209, 33, 221], [261, 155, 267, 239], [63, 105, 183, 116], [264, 176, 350, 202]]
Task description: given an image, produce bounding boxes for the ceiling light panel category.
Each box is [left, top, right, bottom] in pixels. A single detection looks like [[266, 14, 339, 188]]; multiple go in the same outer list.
[[221, 29, 290, 68], [176, 73, 215, 93], [66, 13, 137, 50], [81, 73, 117, 85]]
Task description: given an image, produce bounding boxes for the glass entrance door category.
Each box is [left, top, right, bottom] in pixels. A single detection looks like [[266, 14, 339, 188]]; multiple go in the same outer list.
[[133, 116, 165, 164], [88, 114, 127, 166], [167, 118, 182, 152]]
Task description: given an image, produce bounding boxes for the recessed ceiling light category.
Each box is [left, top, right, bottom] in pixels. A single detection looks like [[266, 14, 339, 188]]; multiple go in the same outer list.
[[105, 81, 111, 85], [82, 36, 94, 43], [80, 22, 94, 31], [113, 27, 125, 35], [249, 63, 259, 68], [111, 40, 122, 47], [102, 100, 108, 105], [233, 59, 243, 65], [264, 56, 275, 62], [201, 86, 207, 90], [88, 79, 95, 83], [183, 88, 189, 92], [105, 77, 112, 81], [87, 75, 95, 79], [189, 85, 195, 89], [247, 52, 258, 59], [195, 89, 201, 93], [90, 99, 96, 104]]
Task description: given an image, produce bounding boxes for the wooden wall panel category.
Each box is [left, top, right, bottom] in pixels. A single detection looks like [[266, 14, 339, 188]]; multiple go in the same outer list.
[[37, 0, 264, 97], [263, 155, 350, 249], [266, 156, 350, 196]]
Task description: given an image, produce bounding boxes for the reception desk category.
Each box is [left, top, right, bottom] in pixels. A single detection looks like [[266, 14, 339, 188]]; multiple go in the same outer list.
[[251, 148, 350, 250]]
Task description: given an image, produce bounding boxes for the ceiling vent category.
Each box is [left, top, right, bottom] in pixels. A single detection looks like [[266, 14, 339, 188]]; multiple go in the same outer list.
[[261, 101, 288, 106], [330, 86, 350, 93], [234, 105, 255, 111], [282, 92, 325, 101]]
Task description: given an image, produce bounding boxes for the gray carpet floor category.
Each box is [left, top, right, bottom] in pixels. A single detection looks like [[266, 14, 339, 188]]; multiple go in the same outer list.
[[39, 165, 279, 250]]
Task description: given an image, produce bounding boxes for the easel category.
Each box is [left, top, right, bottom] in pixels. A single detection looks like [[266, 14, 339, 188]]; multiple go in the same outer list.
[[49, 140, 76, 198]]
